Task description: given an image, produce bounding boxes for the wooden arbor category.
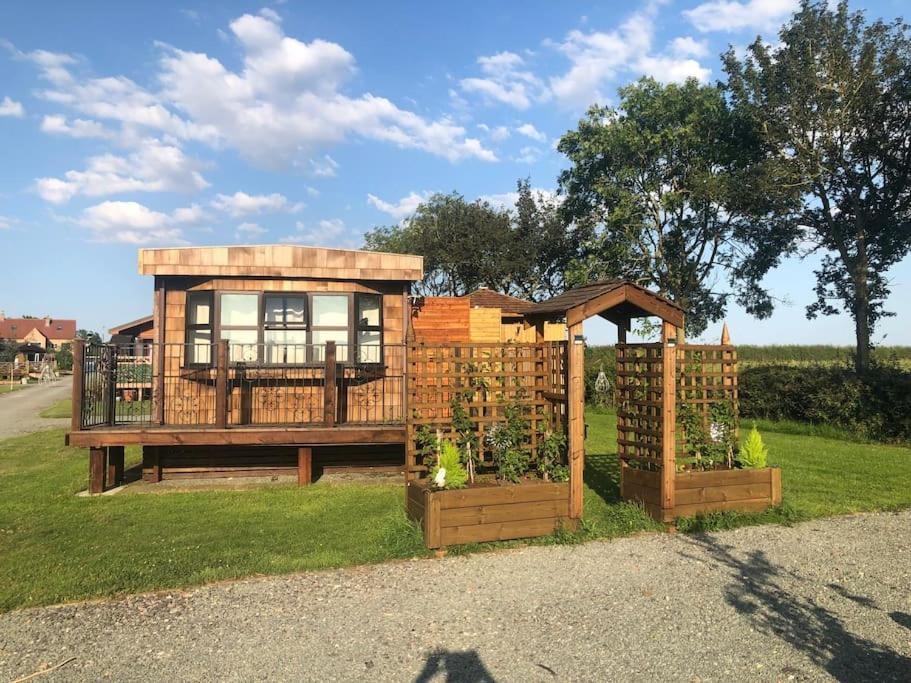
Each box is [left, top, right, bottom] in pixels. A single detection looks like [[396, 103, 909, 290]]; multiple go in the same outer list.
[[524, 281, 686, 520]]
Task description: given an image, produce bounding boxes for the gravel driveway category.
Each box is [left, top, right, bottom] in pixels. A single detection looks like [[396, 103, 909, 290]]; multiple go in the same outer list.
[[0, 376, 71, 439], [1, 509, 908, 682]]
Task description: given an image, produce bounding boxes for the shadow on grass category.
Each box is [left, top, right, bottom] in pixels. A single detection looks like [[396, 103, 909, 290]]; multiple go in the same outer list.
[[414, 648, 497, 682], [583, 452, 621, 504], [681, 534, 911, 682]]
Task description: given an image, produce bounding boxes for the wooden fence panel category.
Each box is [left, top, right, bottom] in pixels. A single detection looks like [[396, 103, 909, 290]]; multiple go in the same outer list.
[[615, 343, 665, 471]]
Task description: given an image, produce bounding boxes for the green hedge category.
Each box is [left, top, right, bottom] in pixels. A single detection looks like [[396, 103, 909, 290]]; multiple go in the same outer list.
[[739, 363, 911, 443]]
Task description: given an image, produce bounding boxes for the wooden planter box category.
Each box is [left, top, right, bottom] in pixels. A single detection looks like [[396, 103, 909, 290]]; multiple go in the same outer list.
[[621, 465, 782, 522], [406, 479, 573, 549]]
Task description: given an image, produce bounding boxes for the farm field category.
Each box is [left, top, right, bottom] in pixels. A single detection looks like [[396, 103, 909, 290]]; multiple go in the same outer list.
[[1, 412, 909, 612]]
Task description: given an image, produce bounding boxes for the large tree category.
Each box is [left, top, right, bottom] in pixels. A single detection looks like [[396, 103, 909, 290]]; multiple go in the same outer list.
[[364, 185, 583, 299], [558, 77, 797, 336], [724, 1, 911, 372]]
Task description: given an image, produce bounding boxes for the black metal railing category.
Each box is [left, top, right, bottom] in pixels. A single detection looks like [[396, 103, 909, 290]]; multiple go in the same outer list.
[[74, 340, 405, 430]]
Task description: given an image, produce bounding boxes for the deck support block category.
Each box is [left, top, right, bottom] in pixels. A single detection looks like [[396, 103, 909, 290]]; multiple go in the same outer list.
[[298, 447, 313, 486], [106, 446, 125, 488], [89, 447, 105, 494]]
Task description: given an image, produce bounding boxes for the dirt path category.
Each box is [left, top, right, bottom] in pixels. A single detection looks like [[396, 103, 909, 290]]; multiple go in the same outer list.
[[0, 509, 908, 682], [0, 376, 71, 439]]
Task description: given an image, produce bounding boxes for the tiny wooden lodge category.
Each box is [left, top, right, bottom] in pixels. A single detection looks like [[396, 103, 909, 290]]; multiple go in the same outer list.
[[68, 248, 780, 545]]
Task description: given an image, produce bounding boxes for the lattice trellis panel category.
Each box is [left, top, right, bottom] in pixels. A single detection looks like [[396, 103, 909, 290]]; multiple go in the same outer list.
[[405, 342, 568, 480], [675, 344, 739, 467], [615, 343, 664, 471]]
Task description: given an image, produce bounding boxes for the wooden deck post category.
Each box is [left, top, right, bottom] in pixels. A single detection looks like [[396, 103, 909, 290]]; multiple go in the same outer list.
[[106, 345, 118, 426], [154, 279, 166, 425], [71, 339, 85, 432], [215, 339, 228, 428], [107, 445, 125, 488], [567, 322, 585, 519], [324, 341, 337, 427], [660, 321, 677, 518], [89, 447, 105, 494], [298, 447, 313, 486], [149, 446, 162, 483]]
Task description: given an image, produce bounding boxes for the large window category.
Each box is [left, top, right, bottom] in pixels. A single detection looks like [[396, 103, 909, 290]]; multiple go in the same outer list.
[[264, 294, 307, 364], [183, 290, 383, 365], [311, 294, 349, 362], [219, 293, 259, 361], [186, 291, 214, 365]]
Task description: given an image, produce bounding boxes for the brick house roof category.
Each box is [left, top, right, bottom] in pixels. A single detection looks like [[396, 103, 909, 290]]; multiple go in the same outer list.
[[0, 317, 77, 341]]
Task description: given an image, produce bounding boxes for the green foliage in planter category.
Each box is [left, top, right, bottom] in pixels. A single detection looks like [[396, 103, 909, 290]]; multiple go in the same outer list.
[[738, 424, 768, 469], [450, 394, 479, 470], [429, 441, 468, 489], [415, 424, 439, 468], [537, 427, 569, 482], [486, 400, 532, 483], [677, 400, 738, 470]]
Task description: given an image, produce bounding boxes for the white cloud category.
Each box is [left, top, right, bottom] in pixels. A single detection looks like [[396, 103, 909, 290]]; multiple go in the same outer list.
[[0, 215, 16, 230], [156, 12, 495, 164], [76, 200, 199, 244], [477, 123, 510, 141], [516, 123, 546, 142], [34, 138, 209, 204], [514, 146, 542, 165], [367, 191, 428, 220], [305, 186, 320, 197], [308, 154, 339, 178], [684, 0, 798, 33], [669, 36, 709, 58], [480, 187, 558, 210], [0, 96, 24, 117], [460, 51, 549, 110], [235, 221, 267, 240], [549, 4, 711, 106], [211, 191, 303, 217], [11, 11, 495, 167], [40, 114, 111, 138], [280, 218, 349, 246]]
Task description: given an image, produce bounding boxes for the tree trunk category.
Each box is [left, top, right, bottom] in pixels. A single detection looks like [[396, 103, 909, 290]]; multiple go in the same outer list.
[[853, 233, 871, 375]]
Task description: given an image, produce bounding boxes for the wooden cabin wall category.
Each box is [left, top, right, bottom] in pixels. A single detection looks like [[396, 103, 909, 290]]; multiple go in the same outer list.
[[468, 308, 501, 342], [153, 276, 406, 426]]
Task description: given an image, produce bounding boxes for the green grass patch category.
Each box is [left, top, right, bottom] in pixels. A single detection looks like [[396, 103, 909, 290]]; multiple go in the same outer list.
[[40, 399, 72, 418], [0, 383, 29, 395], [1, 410, 910, 612]]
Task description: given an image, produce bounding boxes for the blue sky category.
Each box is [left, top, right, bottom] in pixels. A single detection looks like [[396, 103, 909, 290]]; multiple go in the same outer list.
[[0, 0, 908, 346]]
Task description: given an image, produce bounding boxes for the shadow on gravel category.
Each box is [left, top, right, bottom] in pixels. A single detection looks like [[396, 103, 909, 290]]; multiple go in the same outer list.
[[413, 648, 496, 682], [681, 535, 911, 683]]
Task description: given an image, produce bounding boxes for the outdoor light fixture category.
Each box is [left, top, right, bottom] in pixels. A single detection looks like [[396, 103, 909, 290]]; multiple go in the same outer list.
[[573, 334, 585, 345]]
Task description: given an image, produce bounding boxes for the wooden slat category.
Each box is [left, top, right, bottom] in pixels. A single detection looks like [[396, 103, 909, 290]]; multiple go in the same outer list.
[[68, 426, 406, 447], [675, 468, 772, 489], [440, 516, 567, 546], [437, 482, 569, 509], [674, 482, 771, 506], [441, 499, 570, 527], [672, 498, 773, 518]]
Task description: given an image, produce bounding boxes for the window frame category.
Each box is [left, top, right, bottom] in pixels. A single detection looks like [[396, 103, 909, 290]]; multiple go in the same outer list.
[[185, 291, 215, 367], [182, 289, 385, 368], [354, 293, 383, 365], [263, 292, 309, 365]]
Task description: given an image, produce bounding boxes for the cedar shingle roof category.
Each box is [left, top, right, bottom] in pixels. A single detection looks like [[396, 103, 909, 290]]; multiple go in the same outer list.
[[0, 317, 77, 340], [465, 288, 533, 314], [526, 280, 684, 321]]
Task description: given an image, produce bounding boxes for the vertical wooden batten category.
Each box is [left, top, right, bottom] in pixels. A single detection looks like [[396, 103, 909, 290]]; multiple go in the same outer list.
[[567, 322, 585, 519], [660, 321, 677, 515], [154, 277, 166, 425], [324, 341, 337, 427], [215, 340, 228, 429]]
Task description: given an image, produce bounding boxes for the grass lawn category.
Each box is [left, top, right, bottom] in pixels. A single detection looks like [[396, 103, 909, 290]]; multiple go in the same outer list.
[[1, 411, 909, 612], [40, 398, 71, 418]]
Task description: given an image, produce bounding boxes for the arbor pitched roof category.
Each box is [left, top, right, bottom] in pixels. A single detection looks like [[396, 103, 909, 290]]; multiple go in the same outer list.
[[526, 281, 685, 328]]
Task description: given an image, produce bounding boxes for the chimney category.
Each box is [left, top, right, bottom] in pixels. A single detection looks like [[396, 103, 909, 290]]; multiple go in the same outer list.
[[44, 316, 51, 327]]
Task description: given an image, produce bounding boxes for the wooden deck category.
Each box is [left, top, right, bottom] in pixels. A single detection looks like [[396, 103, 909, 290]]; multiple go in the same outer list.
[[66, 424, 405, 448]]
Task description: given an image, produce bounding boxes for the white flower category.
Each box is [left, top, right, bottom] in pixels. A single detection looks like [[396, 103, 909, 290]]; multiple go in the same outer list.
[[710, 422, 726, 442], [433, 468, 447, 488]]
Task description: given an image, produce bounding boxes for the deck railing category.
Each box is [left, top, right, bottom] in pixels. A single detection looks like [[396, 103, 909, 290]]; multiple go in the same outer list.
[[71, 340, 405, 430]]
